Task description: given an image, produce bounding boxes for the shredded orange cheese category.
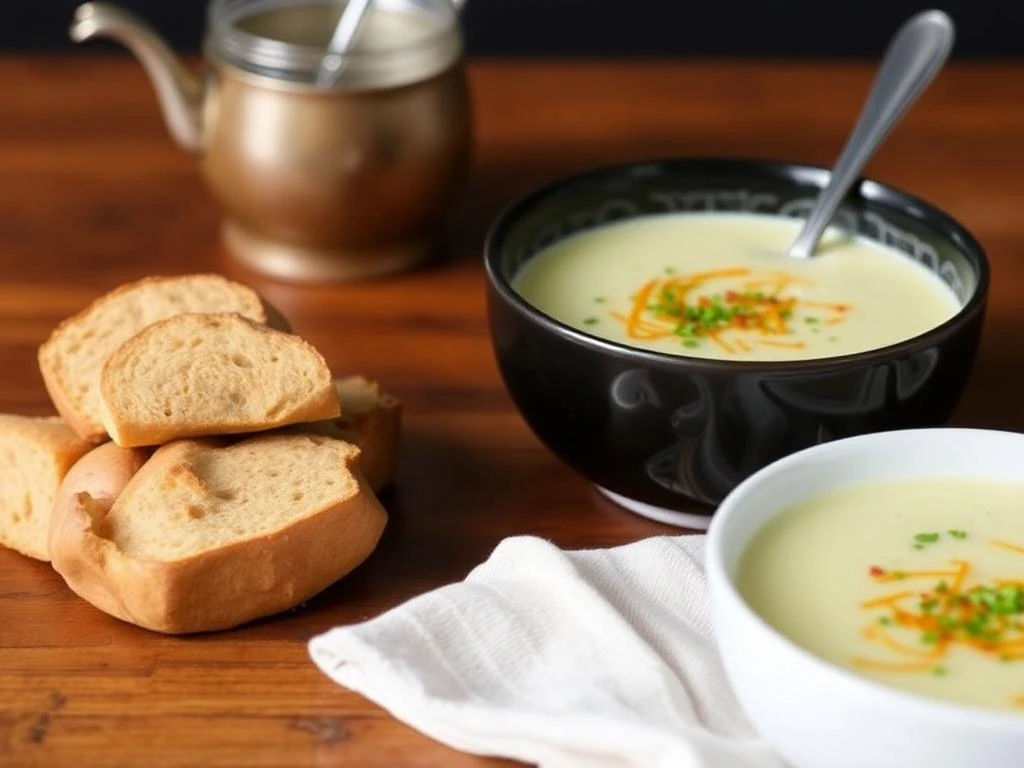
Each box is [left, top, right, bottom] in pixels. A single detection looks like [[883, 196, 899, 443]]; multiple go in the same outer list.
[[605, 267, 851, 353]]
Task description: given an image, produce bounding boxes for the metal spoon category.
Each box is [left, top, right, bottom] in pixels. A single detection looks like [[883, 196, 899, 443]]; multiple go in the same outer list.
[[787, 9, 955, 259], [315, 0, 374, 88]]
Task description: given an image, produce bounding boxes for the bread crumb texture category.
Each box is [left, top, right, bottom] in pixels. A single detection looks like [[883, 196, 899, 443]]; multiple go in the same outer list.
[[100, 313, 338, 445], [107, 435, 360, 560]]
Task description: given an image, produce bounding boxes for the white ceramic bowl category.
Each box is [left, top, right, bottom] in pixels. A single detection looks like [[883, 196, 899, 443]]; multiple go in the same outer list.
[[706, 428, 1024, 768]]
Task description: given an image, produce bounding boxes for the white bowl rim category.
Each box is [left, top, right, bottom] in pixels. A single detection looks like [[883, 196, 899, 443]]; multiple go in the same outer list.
[[706, 426, 1024, 732]]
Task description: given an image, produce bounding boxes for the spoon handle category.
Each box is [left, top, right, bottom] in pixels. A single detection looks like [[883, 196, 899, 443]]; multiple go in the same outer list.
[[788, 10, 955, 259], [316, 0, 374, 88]]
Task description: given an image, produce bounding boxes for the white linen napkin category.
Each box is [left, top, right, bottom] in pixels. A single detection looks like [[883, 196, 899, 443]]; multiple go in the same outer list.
[[308, 535, 783, 768]]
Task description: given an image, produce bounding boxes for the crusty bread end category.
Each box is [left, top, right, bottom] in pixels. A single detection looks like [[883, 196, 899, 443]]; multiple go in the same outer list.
[[48, 442, 152, 564], [283, 376, 401, 492], [0, 415, 93, 561]]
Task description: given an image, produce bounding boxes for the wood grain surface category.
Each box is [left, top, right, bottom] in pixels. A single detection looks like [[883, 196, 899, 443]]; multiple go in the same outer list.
[[1, 55, 1023, 767]]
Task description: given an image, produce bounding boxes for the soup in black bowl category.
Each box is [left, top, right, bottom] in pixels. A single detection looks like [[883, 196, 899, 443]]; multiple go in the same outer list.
[[484, 158, 988, 525]]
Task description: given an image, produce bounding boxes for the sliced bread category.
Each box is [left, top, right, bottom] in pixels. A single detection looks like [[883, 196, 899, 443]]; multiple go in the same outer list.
[[39, 274, 282, 443], [0, 415, 93, 560], [49, 433, 387, 634], [98, 313, 340, 447], [291, 376, 401, 492]]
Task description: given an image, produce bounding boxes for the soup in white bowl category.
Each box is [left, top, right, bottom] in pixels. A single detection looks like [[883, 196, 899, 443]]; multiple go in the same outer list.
[[739, 478, 1024, 711], [706, 429, 1024, 768], [513, 212, 959, 361]]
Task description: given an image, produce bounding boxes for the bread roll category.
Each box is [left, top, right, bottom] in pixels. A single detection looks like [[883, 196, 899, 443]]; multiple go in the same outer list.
[[49, 434, 387, 633]]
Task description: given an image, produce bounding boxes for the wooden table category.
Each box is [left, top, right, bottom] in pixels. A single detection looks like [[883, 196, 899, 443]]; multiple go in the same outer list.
[[2, 55, 1023, 767]]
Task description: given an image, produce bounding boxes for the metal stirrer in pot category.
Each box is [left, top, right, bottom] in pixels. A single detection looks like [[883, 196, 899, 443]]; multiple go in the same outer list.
[[316, 0, 374, 87]]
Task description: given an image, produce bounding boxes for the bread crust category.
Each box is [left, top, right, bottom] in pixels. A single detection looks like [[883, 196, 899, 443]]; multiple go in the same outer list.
[[98, 313, 340, 447], [38, 274, 278, 443], [49, 436, 387, 634], [48, 442, 152, 560], [39, 363, 106, 444]]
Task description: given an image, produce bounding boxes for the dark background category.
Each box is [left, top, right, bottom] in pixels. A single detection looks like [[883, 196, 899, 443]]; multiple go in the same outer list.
[[2, 0, 1021, 56]]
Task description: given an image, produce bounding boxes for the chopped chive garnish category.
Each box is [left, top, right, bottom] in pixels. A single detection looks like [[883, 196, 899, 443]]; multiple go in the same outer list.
[[948, 529, 968, 539], [612, 270, 853, 352], [938, 616, 958, 630], [594, 296, 606, 304], [964, 616, 987, 635], [859, 542, 1024, 690], [583, 317, 599, 325]]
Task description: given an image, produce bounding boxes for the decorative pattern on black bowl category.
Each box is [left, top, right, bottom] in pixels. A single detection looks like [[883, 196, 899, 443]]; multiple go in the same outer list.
[[484, 158, 988, 521]]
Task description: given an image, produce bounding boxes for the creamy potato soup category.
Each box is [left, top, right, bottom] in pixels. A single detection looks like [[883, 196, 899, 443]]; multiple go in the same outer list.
[[512, 213, 960, 361], [739, 479, 1024, 711]]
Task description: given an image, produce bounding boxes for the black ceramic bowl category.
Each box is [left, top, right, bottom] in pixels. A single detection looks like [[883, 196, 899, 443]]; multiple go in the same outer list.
[[484, 158, 989, 526]]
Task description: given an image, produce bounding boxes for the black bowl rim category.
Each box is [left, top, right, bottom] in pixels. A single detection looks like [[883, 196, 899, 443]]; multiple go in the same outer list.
[[483, 156, 990, 375]]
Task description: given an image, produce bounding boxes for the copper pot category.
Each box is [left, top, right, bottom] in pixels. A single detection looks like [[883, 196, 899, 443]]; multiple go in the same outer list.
[[71, 0, 473, 281]]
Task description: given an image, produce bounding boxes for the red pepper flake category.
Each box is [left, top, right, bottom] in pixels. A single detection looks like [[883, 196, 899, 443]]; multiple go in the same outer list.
[[869, 565, 886, 578], [725, 290, 738, 302]]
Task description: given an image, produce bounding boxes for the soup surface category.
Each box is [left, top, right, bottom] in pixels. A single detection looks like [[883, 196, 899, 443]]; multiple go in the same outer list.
[[512, 213, 960, 361], [738, 479, 1024, 711]]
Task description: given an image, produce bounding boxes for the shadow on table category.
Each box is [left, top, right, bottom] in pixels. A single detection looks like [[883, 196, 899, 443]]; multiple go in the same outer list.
[[269, 419, 551, 638]]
